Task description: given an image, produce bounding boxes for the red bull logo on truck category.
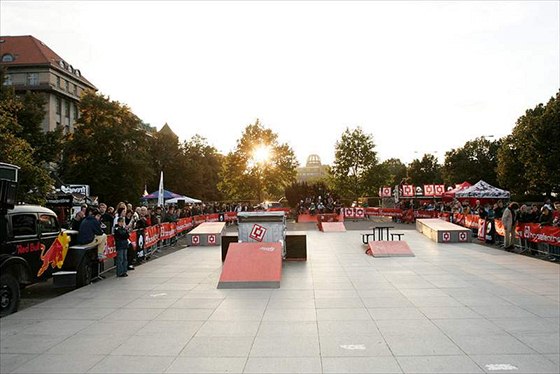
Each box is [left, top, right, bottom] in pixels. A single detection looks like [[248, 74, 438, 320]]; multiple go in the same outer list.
[[37, 232, 71, 277]]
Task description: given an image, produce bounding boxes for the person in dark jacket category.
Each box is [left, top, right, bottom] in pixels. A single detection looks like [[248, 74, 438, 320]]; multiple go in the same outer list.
[[114, 217, 129, 277], [77, 208, 107, 260]]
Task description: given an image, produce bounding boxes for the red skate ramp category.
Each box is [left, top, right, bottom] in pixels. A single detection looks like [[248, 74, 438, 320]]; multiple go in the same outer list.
[[366, 241, 415, 257], [321, 222, 346, 232], [217, 242, 282, 289]]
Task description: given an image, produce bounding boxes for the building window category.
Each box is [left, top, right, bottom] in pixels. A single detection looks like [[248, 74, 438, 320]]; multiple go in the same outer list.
[[73, 103, 79, 120], [64, 101, 70, 118], [73, 84, 77, 95], [65, 80, 69, 91], [27, 73, 39, 86], [57, 76, 61, 87], [56, 97, 61, 115], [1, 53, 14, 62], [3, 74, 12, 86]]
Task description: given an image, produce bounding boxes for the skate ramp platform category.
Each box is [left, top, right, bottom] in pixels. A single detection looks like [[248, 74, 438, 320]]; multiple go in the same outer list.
[[366, 241, 415, 257], [217, 242, 282, 289]]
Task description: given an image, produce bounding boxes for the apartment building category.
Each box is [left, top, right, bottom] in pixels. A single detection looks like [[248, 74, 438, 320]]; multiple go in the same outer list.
[[0, 35, 97, 134]]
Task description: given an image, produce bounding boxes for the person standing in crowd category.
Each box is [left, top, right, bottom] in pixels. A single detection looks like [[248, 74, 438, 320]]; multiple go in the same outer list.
[[502, 202, 519, 251], [552, 201, 560, 227], [517, 204, 531, 223], [113, 217, 129, 277], [539, 205, 554, 226], [71, 210, 85, 231], [151, 206, 163, 226], [77, 208, 107, 260], [98, 203, 113, 235]]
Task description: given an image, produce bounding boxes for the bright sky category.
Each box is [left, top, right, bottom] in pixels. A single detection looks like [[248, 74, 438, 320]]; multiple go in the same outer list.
[[2, 1, 559, 166]]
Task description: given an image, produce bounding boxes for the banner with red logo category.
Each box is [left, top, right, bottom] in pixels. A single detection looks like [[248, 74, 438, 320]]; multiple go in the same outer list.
[[206, 213, 220, 222], [144, 225, 160, 248], [401, 184, 414, 197], [225, 212, 237, 222], [434, 184, 445, 196], [495, 221, 560, 246], [176, 218, 193, 233], [159, 222, 176, 240], [424, 185, 435, 196], [379, 186, 392, 197], [477, 219, 487, 241]]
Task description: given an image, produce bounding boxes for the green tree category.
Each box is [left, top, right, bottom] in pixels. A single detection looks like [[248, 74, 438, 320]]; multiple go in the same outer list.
[[498, 92, 560, 197], [146, 124, 184, 194], [0, 71, 55, 204], [60, 91, 151, 205], [408, 154, 443, 186], [218, 119, 298, 202], [182, 135, 223, 201], [442, 136, 501, 186], [379, 158, 407, 188], [331, 126, 378, 200]]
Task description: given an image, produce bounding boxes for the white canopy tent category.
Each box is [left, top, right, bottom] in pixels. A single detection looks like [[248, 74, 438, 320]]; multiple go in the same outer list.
[[455, 180, 510, 199], [165, 196, 202, 205]]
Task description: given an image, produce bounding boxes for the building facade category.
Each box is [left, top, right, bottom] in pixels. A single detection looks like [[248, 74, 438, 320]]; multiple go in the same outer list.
[[0, 35, 97, 134], [297, 154, 329, 182]]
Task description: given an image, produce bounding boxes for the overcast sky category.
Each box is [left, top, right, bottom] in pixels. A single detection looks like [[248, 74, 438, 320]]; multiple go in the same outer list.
[[2, 1, 558, 166]]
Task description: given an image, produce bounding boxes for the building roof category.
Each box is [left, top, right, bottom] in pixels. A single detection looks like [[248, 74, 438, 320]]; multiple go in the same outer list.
[[0, 35, 96, 89], [159, 123, 178, 138]]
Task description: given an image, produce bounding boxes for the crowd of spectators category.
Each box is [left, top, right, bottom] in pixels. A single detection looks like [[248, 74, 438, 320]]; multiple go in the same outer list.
[[295, 192, 341, 216]]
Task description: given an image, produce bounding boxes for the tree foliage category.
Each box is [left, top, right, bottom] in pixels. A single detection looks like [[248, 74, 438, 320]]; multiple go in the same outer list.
[[182, 135, 223, 201], [408, 154, 443, 186], [331, 126, 378, 199], [218, 119, 298, 202], [442, 137, 501, 186], [60, 91, 151, 205], [497, 92, 560, 197], [0, 70, 58, 204]]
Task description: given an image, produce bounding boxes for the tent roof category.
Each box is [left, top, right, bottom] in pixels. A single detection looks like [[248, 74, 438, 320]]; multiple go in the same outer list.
[[140, 189, 183, 200], [455, 180, 510, 199], [165, 196, 202, 204], [442, 181, 472, 199]]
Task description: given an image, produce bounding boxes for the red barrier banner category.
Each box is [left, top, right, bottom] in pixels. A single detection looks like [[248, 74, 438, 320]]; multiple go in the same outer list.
[[434, 184, 445, 196], [355, 207, 365, 218], [225, 212, 237, 222], [414, 210, 438, 218], [194, 215, 206, 225], [206, 213, 219, 222], [104, 235, 117, 259], [494, 221, 560, 246], [144, 225, 160, 248], [176, 218, 193, 233], [424, 185, 435, 196], [365, 208, 402, 217], [478, 219, 487, 241], [129, 231, 137, 251], [463, 214, 479, 229], [159, 222, 176, 240]]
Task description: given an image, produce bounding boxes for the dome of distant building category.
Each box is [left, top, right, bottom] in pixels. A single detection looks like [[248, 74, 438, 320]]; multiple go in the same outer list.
[[306, 154, 322, 167], [297, 154, 328, 182]]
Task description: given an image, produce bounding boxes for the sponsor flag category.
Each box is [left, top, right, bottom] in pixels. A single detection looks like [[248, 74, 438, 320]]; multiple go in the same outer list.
[[157, 171, 164, 207]]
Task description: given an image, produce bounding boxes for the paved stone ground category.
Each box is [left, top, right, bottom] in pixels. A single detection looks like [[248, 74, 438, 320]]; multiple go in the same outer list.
[[1, 221, 559, 373]]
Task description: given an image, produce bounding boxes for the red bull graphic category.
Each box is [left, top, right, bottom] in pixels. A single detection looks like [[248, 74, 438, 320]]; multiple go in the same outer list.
[[37, 232, 71, 277]]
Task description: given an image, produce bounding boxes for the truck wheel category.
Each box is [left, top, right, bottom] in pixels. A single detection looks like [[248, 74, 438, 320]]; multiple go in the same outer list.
[[76, 257, 92, 288], [0, 273, 20, 317]]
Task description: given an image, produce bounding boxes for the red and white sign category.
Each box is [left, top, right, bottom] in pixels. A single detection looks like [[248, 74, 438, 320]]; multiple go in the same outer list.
[[191, 235, 200, 245], [458, 232, 468, 242], [402, 184, 414, 197], [424, 184, 435, 196], [344, 208, 354, 218], [208, 234, 216, 244], [442, 232, 451, 242], [434, 184, 445, 196], [379, 186, 392, 197], [355, 208, 365, 218], [249, 224, 267, 242]]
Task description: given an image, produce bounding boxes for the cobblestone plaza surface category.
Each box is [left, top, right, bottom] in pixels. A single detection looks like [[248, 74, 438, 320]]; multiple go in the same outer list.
[[1, 223, 559, 373]]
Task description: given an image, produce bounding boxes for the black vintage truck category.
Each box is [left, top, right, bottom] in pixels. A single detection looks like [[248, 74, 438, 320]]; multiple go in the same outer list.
[[1, 163, 98, 317]]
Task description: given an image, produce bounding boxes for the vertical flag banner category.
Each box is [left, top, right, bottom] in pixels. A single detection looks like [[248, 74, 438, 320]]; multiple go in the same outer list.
[[157, 171, 164, 207]]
